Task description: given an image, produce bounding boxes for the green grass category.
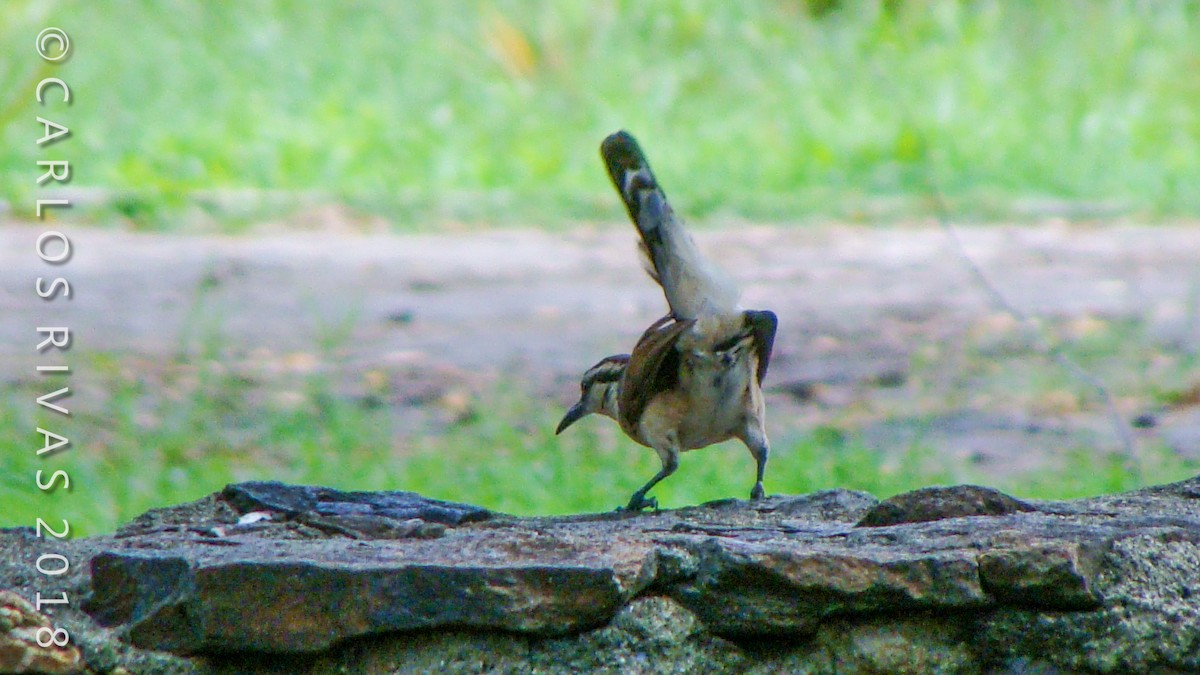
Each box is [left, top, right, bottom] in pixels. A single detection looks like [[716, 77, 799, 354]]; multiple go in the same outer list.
[[5, 286, 1199, 536], [5, 340, 1197, 537], [2, 0, 1198, 230], [3, 2, 1199, 535], [5, 360, 921, 536]]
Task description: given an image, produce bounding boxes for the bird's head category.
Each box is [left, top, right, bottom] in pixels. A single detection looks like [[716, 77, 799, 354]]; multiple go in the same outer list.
[[555, 354, 628, 434]]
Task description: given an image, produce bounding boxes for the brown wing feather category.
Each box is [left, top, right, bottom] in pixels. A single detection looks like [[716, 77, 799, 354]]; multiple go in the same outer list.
[[745, 310, 778, 384], [618, 316, 694, 434]]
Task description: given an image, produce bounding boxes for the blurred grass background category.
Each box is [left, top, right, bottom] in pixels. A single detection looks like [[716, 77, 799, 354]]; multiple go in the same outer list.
[[2, 0, 1198, 229], [3, 0, 1199, 534], [8, 326, 1196, 537]]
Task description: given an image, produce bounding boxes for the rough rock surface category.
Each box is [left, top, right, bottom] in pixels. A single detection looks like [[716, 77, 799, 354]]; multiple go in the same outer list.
[[2, 478, 1200, 673]]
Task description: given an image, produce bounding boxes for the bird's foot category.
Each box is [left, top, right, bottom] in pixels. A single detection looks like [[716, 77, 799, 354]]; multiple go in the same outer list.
[[622, 493, 658, 512], [750, 482, 765, 500]]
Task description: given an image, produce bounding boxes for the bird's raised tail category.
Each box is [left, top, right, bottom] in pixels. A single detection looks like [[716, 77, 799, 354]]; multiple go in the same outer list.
[[600, 131, 740, 320]]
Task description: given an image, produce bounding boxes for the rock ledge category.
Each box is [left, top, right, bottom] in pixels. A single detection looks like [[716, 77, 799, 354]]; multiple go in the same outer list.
[[3, 479, 1200, 673]]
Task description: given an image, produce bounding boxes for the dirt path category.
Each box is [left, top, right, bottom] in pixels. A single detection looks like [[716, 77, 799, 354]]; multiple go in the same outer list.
[[4, 219, 1199, 476]]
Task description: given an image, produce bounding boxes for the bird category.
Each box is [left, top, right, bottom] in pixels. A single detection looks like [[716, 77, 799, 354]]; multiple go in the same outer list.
[[556, 130, 778, 511]]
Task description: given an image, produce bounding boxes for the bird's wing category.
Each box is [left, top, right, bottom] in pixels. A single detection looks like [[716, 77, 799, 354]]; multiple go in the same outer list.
[[618, 316, 695, 432], [745, 310, 778, 384], [600, 131, 741, 319]]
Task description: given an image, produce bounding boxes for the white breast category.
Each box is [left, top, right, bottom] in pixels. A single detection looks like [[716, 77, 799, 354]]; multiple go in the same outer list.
[[675, 346, 756, 450]]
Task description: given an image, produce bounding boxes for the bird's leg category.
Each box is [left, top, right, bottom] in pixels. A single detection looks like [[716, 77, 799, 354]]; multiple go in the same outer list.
[[624, 449, 679, 511], [743, 428, 770, 500]]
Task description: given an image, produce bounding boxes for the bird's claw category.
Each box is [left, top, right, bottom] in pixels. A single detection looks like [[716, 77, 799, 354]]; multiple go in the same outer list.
[[750, 482, 765, 500], [622, 494, 658, 512]]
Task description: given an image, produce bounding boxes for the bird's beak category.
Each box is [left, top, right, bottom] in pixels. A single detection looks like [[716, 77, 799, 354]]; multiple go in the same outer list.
[[555, 401, 587, 435]]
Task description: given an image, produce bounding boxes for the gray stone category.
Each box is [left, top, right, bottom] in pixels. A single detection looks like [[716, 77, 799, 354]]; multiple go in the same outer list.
[[856, 484, 1034, 527], [86, 546, 624, 653], [2, 477, 1200, 672], [977, 533, 1200, 673], [977, 540, 1106, 610], [673, 538, 988, 636], [220, 481, 493, 526]]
